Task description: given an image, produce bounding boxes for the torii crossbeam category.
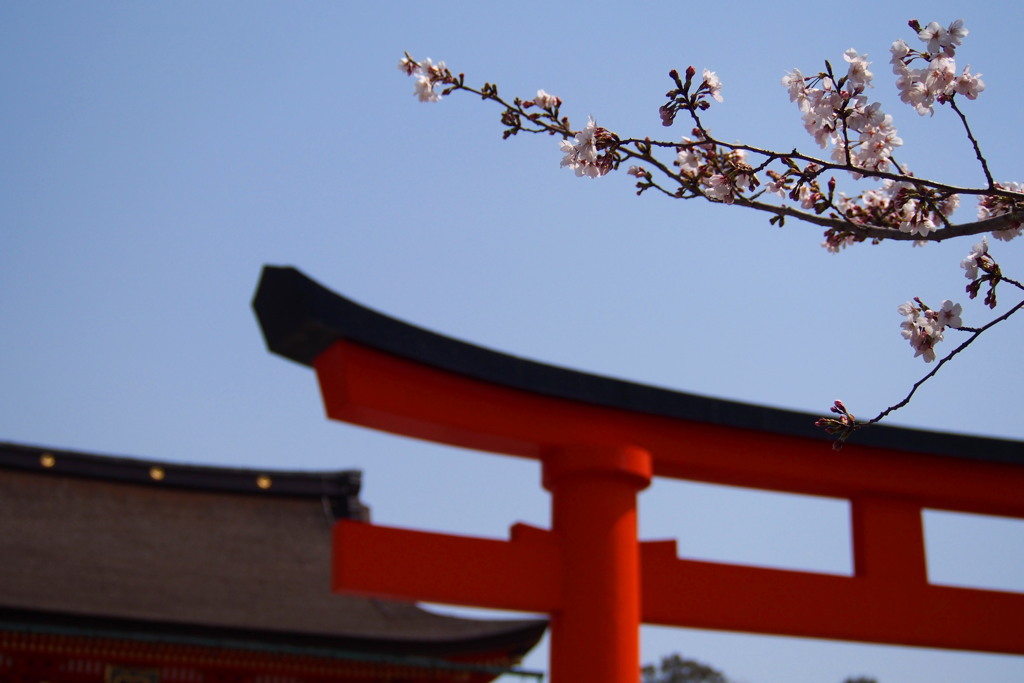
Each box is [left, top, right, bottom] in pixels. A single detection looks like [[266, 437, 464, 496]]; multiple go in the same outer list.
[[254, 265, 1024, 683]]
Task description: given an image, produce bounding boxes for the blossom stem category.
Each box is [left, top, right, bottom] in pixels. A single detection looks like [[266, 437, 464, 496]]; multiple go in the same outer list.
[[947, 96, 995, 190], [1003, 275, 1024, 292]]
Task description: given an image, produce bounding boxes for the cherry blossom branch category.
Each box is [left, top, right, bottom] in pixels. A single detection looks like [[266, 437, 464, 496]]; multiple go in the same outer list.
[[619, 134, 1011, 201], [614, 133, 1024, 229], [819, 296, 1024, 449], [876, 302, 1023, 417], [618, 128, 1021, 243], [819, 244, 1024, 448], [399, 46, 1022, 248], [397, 19, 1023, 445], [629, 138, 1024, 243]]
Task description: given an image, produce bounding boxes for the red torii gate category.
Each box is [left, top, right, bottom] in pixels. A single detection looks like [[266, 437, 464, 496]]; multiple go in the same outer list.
[[254, 266, 1024, 683]]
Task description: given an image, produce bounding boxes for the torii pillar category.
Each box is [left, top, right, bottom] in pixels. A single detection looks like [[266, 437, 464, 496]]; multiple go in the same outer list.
[[254, 266, 1024, 683], [543, 444, 650, 682]]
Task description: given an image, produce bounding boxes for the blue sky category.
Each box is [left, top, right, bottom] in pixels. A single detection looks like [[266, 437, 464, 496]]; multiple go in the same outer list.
[[3, 2, 1023, 681]]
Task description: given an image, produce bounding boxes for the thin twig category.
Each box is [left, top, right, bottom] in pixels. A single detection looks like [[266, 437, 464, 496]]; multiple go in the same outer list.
[[948, 96, 995, 189], [865, 297, 1024, 424]]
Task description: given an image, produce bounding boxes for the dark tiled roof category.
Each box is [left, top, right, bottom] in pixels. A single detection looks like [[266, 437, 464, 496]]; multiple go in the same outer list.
[[0, 442, 546, 659]]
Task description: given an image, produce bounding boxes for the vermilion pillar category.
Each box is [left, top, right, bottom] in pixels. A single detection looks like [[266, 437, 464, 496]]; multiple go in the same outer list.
[[543, 445, 651, 683]]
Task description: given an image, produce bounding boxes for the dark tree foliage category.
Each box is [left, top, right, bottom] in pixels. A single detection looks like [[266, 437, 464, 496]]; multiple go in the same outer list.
[[640, 653, 879, 683], [642, 654, 728, 683]]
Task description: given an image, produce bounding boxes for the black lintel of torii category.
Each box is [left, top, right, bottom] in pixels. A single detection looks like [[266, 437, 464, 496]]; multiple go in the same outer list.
[[252, 264, 1024, 465]]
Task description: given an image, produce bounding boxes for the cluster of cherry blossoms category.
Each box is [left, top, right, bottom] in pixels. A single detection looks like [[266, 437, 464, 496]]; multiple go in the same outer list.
[[782, 49, 902, 174], [892, 234, 1011, 364], [671, 141, 756, 206], [398, 55, 454, 103], [961, 237, 991, 280], [978, 181, 1024, 241], [529, 89, 562, 110], [897, 298, 963, 362], [643, 18, 1012, 249], [559, 116, 619, 178], [961, 236, 1004, 309], [832, 177, 961, 242], [890, 20, 984, 116]]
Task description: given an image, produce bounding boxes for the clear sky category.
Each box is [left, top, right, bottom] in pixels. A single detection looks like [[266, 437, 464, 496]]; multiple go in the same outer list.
[[3, 2, 1023, 682]]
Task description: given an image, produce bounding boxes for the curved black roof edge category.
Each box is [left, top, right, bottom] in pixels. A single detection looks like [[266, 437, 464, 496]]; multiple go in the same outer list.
[[0, 440, 362, 504], [0, 607, 548, 667], [252, 265, 1024, 465]]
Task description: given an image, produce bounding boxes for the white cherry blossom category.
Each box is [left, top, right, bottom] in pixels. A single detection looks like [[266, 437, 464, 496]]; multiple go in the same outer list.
[[954, 67, 985, 99], [534, 89, 561, 109], [925, 56, 957, 96], [844, 49, 873, 91], [401, 57, 449, 102], [702, 69, 723, 102], [782, 69, 808, 110], [559, 117, 610, 178], [675, 139, 702, 175], [897, 300, 954, 363], [797, 184, 816, 210], [900, 215, 936, 238], [961, 237, 989, 279], [704, 174, 735, 203], [897, 301, 917, 317], [765, 178, 786, 197], [945, 19, 969, 53], [895, 71, 935, 116], [918, 22, 950, 55], [889, 39, 910, 69], [937, 300, 963, 328], [920, 19, 968, 56], [414, 75, 440, 102], [397, 56, 417, 75]]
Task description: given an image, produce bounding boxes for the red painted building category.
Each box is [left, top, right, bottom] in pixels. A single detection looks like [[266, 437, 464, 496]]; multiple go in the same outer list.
[[0, 442, 546, 683]]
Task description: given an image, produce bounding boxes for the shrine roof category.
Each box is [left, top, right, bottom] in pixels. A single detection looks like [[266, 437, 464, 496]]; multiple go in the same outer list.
[[252, 265, 1023, 464], [0, 441, 546, 659]]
